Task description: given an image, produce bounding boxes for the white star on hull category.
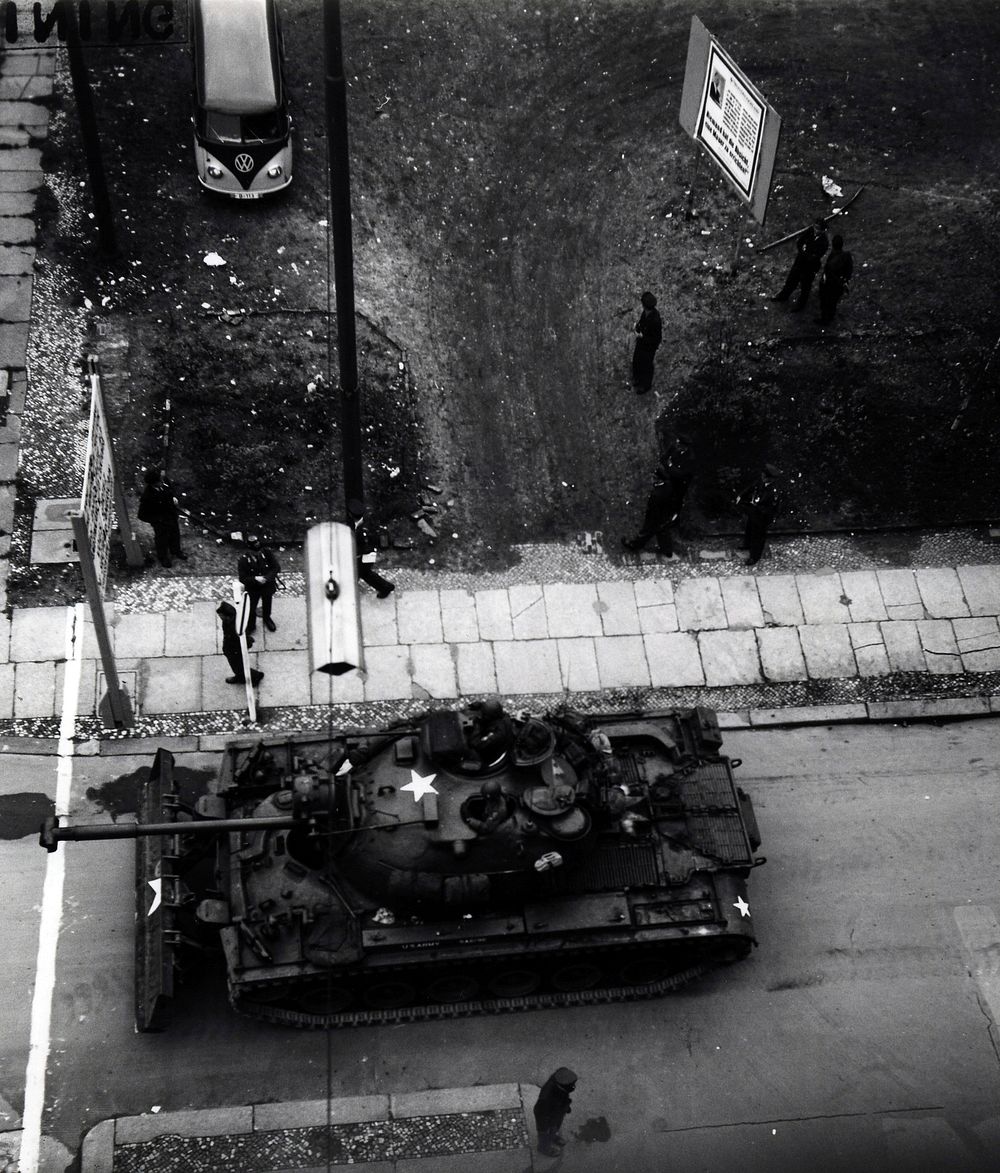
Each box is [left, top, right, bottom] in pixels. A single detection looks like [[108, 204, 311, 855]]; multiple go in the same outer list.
[[401, 770, 439, 801]]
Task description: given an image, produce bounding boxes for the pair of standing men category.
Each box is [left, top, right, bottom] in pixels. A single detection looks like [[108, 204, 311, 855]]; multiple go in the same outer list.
[[773, 218, 854, 324]]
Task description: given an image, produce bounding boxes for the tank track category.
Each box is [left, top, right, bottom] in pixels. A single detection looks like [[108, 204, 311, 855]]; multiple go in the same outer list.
[[231, 958, 717, 1029]]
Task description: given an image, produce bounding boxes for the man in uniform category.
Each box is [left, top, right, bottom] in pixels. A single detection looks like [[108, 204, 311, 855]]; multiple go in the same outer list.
[[137, 467, 187, 568], [237, 531, 280, 634], [347, 498, 395, 599], [817, 233, 854, 325], [462, 778, 511, 834], [772, 218, 829, 310], [631, 290, 663, 393], [736, 464, 781, 568], [533, 1067, 577, 1157], [469, 697, 515, 770], [622, 464, 681, 560]]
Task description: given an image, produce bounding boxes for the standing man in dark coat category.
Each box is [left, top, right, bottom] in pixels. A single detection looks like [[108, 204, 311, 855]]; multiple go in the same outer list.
[[237, 531, 280, 634], [216, 601, 263, 686], [772, 218, 829, 310], [347, 499, 395, 599], [817, 233, 854, 325], [622, 465, 681, 560], [137, 467, 187, 568], [533, 1067, 577, 1157], [736, 464, 781, 567], [632, 290, 663, 394], [664, 433, 696, 512]]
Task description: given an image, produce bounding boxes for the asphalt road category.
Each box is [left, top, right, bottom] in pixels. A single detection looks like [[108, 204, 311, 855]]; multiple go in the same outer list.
[[4, 721, 1000, 1171]]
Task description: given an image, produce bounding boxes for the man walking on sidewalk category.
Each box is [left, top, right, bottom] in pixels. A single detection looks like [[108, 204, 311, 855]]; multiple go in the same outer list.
[[534, 1067, 577, 1157], [216, 602, 263, 686], [348, 499, 395, 599]]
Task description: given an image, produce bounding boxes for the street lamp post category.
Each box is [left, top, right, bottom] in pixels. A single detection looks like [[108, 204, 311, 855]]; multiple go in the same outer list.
[[324, 0, 364, 513]]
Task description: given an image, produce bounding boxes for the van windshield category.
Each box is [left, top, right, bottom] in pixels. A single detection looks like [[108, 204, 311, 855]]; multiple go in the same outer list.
[[200, 108, 287, 145]]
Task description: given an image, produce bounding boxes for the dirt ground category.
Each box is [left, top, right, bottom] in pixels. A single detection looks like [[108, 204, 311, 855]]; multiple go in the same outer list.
[[26, 0, 1000, 578]]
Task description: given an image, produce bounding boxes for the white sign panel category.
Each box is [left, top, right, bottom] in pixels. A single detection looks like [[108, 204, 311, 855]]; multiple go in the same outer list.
[[679, 16, 781, 224], [697, 45, 766, 200], [80, 387, 117, 593]]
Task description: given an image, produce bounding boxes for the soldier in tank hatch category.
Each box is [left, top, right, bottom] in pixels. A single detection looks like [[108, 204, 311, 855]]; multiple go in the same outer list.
[[468, 697, 516, 770], [461, 778, 512, 835]]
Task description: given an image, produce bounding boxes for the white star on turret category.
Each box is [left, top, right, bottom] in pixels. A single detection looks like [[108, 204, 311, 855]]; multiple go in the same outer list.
[[401, 770, 439, 801], [733, 896, 750, 918]]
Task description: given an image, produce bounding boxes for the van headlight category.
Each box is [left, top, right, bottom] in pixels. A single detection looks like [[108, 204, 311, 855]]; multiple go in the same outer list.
[[266, 165, 283, 178], [206, 165, 223, 178]]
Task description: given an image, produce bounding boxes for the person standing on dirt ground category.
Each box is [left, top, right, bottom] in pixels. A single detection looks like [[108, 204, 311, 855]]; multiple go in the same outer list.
[[347, 499, 395, 599], [736, 464, 781, 567], [632, 290, 663, 393], [137, 467, 188, 568], [534, 1067, 577, 1157], [216, 601, 263, 687], [237, 530, 280, 634], [816, 233, 854, 326], [622, 465, 681, 560], [772, 218, 828, 311], [664, 432, 696, 513]]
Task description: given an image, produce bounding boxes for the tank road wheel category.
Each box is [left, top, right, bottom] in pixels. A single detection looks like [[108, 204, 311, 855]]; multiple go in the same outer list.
[[424, 973, 479, 1004], [296, 985, 354, 1015], [363, 978, 418, 1010], [485, 967, 542, 998], [550, 961, 604, 992], [618, 957, 672, 986]]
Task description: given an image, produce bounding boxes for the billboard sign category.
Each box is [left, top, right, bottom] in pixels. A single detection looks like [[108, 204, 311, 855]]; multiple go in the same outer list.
[[679, 16, 780, 224]]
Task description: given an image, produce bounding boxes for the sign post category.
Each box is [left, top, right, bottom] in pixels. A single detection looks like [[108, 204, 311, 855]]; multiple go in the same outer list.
[[76, 354, 143, 728], [679, 16, 781, 230], [70, 512, 133, 728], [232, 582, 257, 724]]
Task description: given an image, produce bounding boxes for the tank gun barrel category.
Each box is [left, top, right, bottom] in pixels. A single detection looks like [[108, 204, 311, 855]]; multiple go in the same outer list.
[[39, 813, 300, 852]]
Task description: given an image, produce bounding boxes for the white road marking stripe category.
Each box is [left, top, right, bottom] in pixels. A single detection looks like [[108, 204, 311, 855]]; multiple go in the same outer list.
[[953, 905, 1000, 1023], [19, 605, 83, 1173]]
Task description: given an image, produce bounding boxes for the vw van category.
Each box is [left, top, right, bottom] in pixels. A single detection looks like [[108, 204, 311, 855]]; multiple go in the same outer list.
[[191, 0, 292, 197]]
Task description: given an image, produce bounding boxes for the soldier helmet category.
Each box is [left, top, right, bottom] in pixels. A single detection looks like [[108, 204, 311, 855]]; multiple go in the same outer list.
[[480, 697, 504, 720], [481, 779, 502, 798], [553, 1067, 578, 1087]]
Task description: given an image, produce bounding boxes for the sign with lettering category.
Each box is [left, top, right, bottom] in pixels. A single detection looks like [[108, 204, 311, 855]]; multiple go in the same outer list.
[[79, 375, 117, 592], [679, 16, 781, 224], [1, 1, 186, 47]]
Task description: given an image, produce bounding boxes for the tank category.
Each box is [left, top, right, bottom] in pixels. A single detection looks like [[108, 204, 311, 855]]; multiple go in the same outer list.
[[41, 703, 765, 1030]]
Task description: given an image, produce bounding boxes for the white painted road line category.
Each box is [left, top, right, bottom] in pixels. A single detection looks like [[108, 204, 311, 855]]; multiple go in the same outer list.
[[19, 605, 83, 1173]]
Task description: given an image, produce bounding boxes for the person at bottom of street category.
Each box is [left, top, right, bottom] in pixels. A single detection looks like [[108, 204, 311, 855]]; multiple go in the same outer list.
[[622, 464, 681, 559], [534, 1067, 577, 1157], [736, 464, 781, 567], [816, 233, 854, 325], [237, 530, 280, 633], [216, 602, 263, 686], [631, 290, 663, 393], [772, 217, 829, 310], [137, 467, 188, 568], [347, 498, 395, 598]]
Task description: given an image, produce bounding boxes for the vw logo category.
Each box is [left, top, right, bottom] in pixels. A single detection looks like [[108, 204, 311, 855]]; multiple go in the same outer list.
[[234, 153, 254, 174]]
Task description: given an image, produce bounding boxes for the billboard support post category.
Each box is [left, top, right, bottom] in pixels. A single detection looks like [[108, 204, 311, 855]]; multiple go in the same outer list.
[[70, 512, 133, 729]]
